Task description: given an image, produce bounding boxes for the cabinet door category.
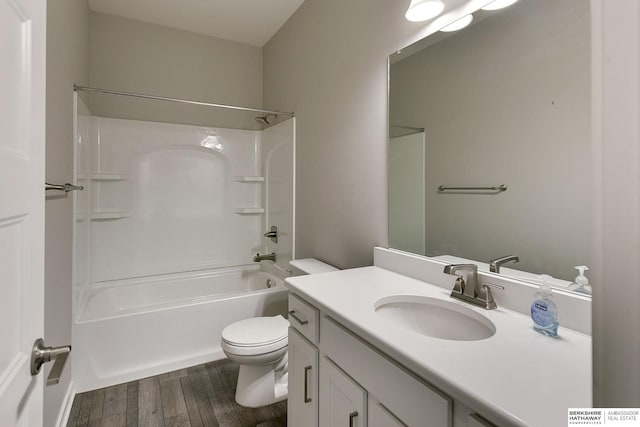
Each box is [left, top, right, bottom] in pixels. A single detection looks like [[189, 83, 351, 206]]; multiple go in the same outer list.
[[369, 397, 407, 427], [288, 328, 318, 427], [320, 356, 367, 427]]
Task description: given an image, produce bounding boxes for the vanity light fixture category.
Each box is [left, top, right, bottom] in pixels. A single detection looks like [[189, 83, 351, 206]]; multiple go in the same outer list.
[[405, 0, 445, 22], [439, 14, 474, 32], [481, 0, 519, 11]]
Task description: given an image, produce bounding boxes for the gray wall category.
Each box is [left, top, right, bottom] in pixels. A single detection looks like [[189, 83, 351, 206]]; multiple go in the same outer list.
[[45, 0, 89, 424], [88, 12, 263, 129]]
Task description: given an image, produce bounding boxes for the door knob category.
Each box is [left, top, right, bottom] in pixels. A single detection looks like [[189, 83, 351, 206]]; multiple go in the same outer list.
[[30, 338, 71, 385]]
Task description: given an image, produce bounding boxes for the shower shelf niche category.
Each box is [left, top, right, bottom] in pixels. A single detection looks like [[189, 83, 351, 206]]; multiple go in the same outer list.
[[78, 173, 130, 181], [233, 176, 264, 182], [234, 208, 265, 214], [76, 211, 131, 221]]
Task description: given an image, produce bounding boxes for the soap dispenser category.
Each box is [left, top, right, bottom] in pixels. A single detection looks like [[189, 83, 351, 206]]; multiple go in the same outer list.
[[530, 275, 559, 337], [569, 265, 591, 295]]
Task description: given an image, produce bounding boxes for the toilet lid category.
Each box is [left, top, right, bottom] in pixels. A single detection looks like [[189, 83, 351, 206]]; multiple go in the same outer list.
[[222, 315, 289, 347]]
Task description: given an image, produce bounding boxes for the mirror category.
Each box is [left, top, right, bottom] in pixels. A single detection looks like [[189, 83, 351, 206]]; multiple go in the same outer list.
[[388, 0, 591, 295]]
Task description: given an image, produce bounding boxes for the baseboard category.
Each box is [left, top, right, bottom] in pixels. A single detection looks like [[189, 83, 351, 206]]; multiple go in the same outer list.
[[55, 380, 76, 427], [74, 350, 227, 393]]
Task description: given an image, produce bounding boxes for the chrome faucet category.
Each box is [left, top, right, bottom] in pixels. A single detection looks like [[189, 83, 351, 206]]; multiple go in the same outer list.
[[444, 264, 479, 299], [443, 264, 504, 310], [253, 252, 276, 262], [489, 255, 520, 273]]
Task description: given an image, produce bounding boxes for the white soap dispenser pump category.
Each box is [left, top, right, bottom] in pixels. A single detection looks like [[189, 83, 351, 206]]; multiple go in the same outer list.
[[569, 265, 591, 295]]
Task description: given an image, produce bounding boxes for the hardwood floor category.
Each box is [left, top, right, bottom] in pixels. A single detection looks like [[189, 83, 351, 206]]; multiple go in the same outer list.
[[66, 358, 287, 427]]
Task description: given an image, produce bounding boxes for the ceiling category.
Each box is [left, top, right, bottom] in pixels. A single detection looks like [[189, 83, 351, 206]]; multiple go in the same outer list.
[[88, 0, 306, 47]]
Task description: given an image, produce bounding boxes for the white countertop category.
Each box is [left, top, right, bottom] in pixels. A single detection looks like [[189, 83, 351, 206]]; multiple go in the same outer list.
[[285, 266, 592, 427]]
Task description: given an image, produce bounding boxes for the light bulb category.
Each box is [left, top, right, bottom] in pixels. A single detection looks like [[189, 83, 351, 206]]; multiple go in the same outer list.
[[440, 14, 473, 32], [481, 0, 519, 11], [405, 0, 445, 22]]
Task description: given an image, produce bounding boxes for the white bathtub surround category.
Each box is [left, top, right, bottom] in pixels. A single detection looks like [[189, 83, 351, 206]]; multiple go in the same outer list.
[[284, 248, 591, 426], [262, 119, 295, 273], [75, 116, 295, 285], [72, 115, 295, 392]]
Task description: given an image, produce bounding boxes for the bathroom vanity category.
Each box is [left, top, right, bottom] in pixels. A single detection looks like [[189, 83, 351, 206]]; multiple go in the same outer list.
[[284, 248, 591, 427]]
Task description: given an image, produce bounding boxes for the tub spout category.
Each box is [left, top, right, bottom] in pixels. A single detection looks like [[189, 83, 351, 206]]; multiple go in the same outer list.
[[254, 252, 276, 262]]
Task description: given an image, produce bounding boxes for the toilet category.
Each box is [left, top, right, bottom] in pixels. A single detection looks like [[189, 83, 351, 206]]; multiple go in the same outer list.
[[221, 258, 338, 408]]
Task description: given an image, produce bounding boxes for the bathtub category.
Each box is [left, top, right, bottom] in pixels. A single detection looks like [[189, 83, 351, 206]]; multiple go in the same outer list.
[[73, 264, 289, 392]]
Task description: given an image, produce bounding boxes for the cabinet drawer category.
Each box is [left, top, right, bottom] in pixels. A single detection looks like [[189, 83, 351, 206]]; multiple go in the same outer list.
[[288, 293, 319, 344], [321, 316, 452, 427]]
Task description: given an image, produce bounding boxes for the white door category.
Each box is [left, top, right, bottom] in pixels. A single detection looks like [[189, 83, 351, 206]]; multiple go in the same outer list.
[[0, 0, 46, 424]]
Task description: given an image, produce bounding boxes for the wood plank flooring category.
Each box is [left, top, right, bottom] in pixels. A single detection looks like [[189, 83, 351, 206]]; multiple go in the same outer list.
[[66, 358, 287, 427]]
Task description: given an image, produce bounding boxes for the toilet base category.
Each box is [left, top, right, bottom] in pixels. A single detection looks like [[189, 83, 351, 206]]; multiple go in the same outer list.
[[234, 352, 288, 407]]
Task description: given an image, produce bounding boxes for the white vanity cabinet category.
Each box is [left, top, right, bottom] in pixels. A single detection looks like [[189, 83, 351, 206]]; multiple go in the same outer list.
[[288, 292, 456, 427]]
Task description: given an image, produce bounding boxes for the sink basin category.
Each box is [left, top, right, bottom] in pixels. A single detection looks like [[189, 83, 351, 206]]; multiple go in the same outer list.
[[374, 295, 496, 341]]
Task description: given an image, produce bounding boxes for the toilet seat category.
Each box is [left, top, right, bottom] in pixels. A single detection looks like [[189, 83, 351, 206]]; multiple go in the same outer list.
[[222, 315, 289, 356]]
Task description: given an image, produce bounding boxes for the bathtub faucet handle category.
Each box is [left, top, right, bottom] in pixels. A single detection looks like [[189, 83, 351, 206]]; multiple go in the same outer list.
[[253, 252, 276, 262], [263, 226, 278, 243]]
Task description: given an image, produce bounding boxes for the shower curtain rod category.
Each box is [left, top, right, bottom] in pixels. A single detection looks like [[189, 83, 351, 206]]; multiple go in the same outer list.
[[73, 85, 295, 117]]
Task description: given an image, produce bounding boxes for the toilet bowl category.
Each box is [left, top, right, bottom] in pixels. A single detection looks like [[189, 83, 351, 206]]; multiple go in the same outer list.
[[221, 315, 289, 407], [221, 259, 338, 407]]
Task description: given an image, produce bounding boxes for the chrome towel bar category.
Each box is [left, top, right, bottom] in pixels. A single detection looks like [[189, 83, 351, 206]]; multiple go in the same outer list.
[[438, 184, 507, 192], [45, 182, 84, 192]]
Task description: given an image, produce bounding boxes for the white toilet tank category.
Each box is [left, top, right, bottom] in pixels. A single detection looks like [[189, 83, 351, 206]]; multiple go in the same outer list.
[[289, 258, 338, 276]]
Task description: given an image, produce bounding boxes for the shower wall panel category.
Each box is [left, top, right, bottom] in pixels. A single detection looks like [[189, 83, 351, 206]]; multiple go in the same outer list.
[[262, 119, 295, 272], [76, 117, 264, 284]]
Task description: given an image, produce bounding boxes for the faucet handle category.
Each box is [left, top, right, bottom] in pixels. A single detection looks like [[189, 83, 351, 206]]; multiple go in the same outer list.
[[489, 254, 519, 273], [263, 225, 278, 243], [451, 276, 465, 295], [444, 263, 477, 273], [480, 283, 505, 310]]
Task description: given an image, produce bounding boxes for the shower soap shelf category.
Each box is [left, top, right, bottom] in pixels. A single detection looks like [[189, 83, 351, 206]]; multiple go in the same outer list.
[[77, 173, 129, 181], [234, 208, 264, 214], [233, 176, 264, 182], [76, 211, 131, 221], [90, 173, 129, 181]]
